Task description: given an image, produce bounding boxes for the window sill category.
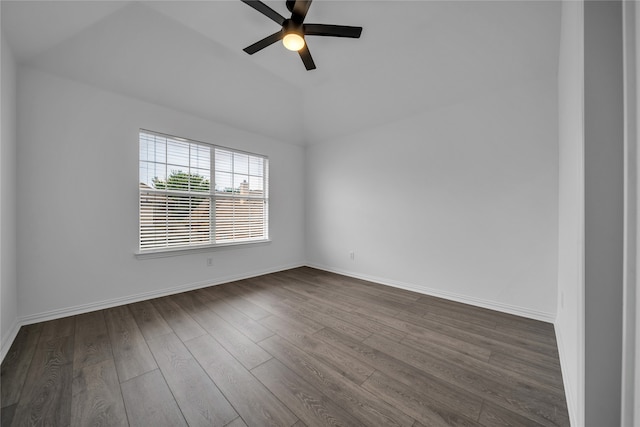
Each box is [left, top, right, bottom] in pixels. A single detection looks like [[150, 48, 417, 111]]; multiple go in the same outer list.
[[135, 239, 271, 259]]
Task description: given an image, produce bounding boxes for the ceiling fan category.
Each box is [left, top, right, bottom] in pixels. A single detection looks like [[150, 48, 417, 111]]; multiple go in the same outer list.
[[240, 0, 363, 70]]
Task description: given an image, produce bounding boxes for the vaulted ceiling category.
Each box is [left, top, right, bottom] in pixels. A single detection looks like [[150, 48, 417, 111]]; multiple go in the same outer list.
[[2, 0, 561, 145]]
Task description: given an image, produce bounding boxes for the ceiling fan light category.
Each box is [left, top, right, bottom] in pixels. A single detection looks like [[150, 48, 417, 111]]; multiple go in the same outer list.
[[282, 33, 305, 51]]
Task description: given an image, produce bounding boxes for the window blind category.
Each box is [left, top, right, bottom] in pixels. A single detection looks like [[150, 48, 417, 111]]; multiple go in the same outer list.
[[139, 131, 268, 251]]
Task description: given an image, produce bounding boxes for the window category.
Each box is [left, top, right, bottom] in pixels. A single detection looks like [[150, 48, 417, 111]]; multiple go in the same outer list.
[[139, 130, 268, 252]]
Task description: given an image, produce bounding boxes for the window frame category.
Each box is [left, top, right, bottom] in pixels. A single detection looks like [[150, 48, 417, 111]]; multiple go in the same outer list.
[[136, 129, 270, 257]]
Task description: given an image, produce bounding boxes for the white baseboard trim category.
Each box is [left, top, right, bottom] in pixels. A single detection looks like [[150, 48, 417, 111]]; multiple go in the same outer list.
[[1, 319, 21, 363], [554, 326, 579, 427], [4, 261, 556, 363], [17, 262, 305, 327], [306, 263, 556, 323]]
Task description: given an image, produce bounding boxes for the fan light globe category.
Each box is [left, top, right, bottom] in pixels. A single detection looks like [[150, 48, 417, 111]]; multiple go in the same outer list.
[[283, 33, 305, 51]]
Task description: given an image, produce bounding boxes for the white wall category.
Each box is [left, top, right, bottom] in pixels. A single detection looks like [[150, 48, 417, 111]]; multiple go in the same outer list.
[[555, 2, 584, 426], [634, 0, 640, 418], [622, 1, 639, 424], [1, 32, 19, 359], [306, 78, 559, 320], [584, 1, 624, 425], [16, 66, 306, 321]]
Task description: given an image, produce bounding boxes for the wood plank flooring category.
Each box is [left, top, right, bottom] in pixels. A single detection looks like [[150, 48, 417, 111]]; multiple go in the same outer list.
[[0, 267, 569, 426]]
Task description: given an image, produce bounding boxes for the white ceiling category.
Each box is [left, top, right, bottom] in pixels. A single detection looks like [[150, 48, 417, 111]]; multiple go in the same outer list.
[[1, 0, 561, 145]]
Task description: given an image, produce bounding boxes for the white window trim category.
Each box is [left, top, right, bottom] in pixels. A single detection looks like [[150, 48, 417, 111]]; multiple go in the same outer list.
[[134, 238, 272, 259], [137, 129, 270, 256]]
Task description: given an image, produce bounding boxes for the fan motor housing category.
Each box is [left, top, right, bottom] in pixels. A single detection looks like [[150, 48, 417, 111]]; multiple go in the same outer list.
[[282, 19, 303, 36]]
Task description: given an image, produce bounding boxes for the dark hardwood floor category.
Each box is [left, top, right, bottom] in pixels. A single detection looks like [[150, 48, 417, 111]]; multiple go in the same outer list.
[[0, 267, 569, 426]]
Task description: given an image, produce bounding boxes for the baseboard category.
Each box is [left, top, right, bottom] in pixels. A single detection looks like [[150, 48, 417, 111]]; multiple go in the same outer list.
[[1, 319, 21, 363], [6, 260, 554, 363], [554, 325, 579, 427], [306, 263, 556, 323], [17, 262, 305, 326]]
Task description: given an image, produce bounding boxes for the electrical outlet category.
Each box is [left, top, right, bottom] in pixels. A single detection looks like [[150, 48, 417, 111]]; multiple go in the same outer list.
[[207, 257, 213, 267], [349, 251, 355, 261]]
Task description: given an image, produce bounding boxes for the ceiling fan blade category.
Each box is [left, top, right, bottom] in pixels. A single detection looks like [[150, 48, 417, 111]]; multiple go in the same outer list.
[[243, 31, 283, 54], [298, 44, 316, 70], [303, 24, 362, 38], [240, 0, 286, 25], [288, 0, 312, 23]]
